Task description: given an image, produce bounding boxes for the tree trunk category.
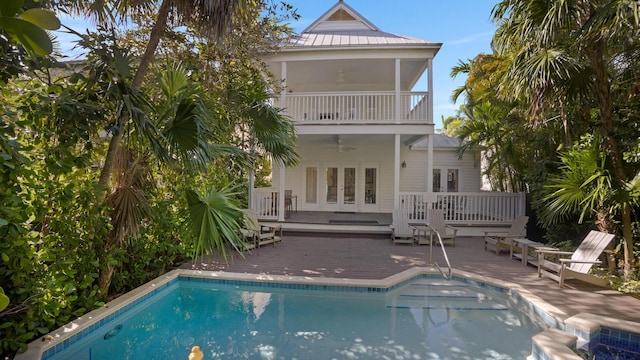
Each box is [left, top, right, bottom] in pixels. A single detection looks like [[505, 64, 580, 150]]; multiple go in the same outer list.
[[97, 263, 115, 299], [587, 39, 635, 279], [621, 203, 634, 279], [95, 0, 173, 296], [98, 128, 123, 190], [132, 0, 172, 91]]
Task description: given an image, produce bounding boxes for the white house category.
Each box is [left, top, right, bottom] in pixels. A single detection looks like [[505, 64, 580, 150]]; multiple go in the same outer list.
[[253, 1, 524, 229]]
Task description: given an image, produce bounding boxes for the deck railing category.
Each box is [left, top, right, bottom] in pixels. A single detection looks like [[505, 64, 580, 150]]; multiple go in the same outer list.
[[253, 189, 526, 224], [399, 192, 526, 224], [252, 188, 281, 219], [281, 91, 429, 124]]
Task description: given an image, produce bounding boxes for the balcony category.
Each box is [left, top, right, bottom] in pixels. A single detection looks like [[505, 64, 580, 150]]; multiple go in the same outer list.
[[282, 91, 429, 124]]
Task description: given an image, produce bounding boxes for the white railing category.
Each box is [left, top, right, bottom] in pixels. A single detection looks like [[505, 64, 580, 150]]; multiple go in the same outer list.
[[399, 192, 526, 224], [282, 91, 429, 124], [252, 188, 280, 219], [254, 189, 526, 224]]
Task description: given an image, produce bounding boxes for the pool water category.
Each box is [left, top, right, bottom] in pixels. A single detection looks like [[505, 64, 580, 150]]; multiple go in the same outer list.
[[578, 345, 639, 360], [49, 277, 545, 359]]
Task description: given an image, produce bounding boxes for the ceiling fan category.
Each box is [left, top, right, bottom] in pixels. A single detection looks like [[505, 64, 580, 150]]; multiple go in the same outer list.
[[324, 137, 356, 152]]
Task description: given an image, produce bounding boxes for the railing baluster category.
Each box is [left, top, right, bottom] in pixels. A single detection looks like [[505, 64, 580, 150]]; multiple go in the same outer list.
[[283, 92, 430, 124], [399, 192, 525, 225]]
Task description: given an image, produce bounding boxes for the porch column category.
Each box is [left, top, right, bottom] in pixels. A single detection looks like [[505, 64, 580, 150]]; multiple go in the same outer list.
[[395, 58, 401, 124], [427, 58, 434, 126], [426, 59, 435, 211], [277, 61, 287, 221], [394, 134, 401, 208], [278, 161, 285, 221], [426, 133, 434, 195], [248, 148, 254, 208]]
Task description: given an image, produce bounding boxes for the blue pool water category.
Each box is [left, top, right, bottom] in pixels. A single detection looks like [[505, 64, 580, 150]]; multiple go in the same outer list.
[[579, 344, 639, 360], [48, 277, 545, 359], [577, 326, 640, 360]]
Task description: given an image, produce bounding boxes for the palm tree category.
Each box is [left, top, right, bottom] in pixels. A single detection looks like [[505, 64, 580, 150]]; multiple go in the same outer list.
[[491, 0, 640, 278], [59, 1, 300, 295], [540, 134, 640, 276], [539, 135, 615, 229], [455, 102, 531, 192], [97, 0, 256, 190]]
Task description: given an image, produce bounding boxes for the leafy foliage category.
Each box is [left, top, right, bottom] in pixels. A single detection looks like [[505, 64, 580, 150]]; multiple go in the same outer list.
[[185, 185, 244, 259], [452, 0, 640, 278], [0, 0, 60, 57], [0, 1, 299, 357]]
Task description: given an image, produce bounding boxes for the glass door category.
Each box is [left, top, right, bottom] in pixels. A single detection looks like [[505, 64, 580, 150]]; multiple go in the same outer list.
[[325, 165, 357, 211], [432, 168, 459, 192]]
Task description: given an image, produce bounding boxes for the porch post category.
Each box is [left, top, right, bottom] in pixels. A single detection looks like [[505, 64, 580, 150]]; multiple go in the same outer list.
[[394, 134, 401, 208], [278, 161, 286, 221], [395, 58, 401, 124], [248, 147, 254, 209], [427, 58, 434, 126], [426, 58, 435, 211], [426, 133, 434, 200], [277, 61, 288, 222]]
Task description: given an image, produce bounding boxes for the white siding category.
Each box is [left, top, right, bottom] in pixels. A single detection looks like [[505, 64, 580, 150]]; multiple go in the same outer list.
[[399, 148, 481, 193]]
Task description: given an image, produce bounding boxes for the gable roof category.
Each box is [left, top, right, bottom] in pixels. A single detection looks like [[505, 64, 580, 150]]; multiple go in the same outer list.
[[303, 0, 379, 33], [286, 1, 441, 50]]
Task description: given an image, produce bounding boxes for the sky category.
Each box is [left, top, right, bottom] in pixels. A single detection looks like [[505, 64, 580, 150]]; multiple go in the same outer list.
[[53, 0, 500, 130]]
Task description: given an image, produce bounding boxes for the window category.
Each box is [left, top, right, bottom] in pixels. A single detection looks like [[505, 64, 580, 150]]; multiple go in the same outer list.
[[305, 167, 317, 203], [433, 168, 459, 192], [432, 169, 441, 192], [447, 169, 459, 192], [364, 168, 377, 204], [326, 167, 338, 203]]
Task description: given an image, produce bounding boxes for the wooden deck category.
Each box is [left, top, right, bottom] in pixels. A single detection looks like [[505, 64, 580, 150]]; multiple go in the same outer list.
[[182, 235, 640, 324]]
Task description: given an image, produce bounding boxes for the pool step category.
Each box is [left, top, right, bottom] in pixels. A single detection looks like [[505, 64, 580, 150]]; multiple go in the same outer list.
[[387, 279, 509, 310]]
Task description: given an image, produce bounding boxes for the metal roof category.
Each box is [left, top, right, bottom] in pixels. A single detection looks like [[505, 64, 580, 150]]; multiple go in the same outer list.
[[289, 30, 438, 48], [408, 134, 466, 149]]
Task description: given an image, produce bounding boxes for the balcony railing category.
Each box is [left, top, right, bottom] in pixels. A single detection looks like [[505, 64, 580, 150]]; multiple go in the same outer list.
[[281, 91, 429, 124], [399, 192, 526, 224]]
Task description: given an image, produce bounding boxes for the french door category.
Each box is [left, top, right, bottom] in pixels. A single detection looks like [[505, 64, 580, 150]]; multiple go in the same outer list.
[[325, 165, 357, 211]]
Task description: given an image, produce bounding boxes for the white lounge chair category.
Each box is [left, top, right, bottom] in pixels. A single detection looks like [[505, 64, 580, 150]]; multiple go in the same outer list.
[[426, 209, 457, 247], [243, 209, 282, 248], [390, 209, 416, 245], [536, 230, 615, 287], [483, 216, 529, 255]]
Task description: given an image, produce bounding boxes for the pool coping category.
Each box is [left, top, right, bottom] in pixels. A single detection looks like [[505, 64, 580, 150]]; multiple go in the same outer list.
[[13, 266, 631, 360]]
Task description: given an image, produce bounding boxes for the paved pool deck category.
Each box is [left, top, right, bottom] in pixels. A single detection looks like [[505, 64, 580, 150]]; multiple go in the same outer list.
[[181, 235, 640, 324]]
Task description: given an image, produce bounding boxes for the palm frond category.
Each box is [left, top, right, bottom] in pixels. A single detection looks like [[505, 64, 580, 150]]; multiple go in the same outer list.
[[185, 184, 244, 259], [107, 185, 150, 243]]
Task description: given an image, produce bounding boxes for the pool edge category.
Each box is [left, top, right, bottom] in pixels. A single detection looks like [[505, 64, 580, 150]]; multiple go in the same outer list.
[[15, 266, 634, 360]]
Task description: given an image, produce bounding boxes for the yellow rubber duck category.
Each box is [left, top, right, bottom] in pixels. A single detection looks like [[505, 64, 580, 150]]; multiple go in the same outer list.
[[189, 345, 204, 360]]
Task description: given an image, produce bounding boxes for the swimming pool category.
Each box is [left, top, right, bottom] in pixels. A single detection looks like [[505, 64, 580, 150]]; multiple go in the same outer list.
[[32, 271, 547, 360]]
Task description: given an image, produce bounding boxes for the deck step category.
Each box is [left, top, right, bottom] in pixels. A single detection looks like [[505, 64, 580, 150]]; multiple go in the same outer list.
[[387, 279, 509, 310]]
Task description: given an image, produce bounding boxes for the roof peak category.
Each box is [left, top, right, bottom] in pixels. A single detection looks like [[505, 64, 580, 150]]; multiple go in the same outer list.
[[303, 1, 379, 34]]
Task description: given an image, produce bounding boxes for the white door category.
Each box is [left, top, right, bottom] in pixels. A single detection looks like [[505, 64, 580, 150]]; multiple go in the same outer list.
[[325, 165, 357, 211]]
